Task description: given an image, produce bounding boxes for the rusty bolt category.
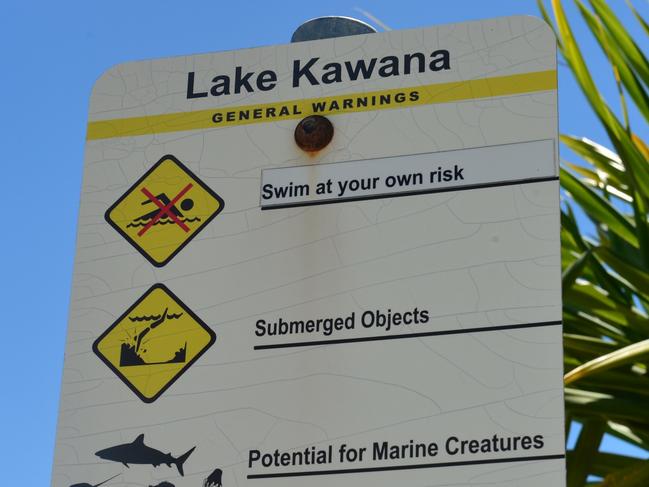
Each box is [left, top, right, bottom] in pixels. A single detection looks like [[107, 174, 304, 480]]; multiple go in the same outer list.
[[294, 115, 334, 152]]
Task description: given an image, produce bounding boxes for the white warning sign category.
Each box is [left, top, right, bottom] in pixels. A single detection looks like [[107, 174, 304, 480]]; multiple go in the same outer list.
[[53, 16, 564, 487]]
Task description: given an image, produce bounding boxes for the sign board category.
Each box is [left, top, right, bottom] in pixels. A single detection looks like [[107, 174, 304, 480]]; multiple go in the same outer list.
[[93, 283, 216, 403], [52, 16, 565, 487], [104, 155, 225, 267]]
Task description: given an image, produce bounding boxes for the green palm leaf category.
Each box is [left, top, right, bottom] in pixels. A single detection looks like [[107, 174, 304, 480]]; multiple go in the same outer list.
[[543, 1, 649, 485]]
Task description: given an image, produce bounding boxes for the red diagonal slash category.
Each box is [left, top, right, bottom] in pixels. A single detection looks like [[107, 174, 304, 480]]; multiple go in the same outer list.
[[137, 183, 193, 236]]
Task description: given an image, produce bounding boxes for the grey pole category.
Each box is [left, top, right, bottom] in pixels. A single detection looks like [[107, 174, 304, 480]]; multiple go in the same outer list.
[[291, 16, 376, 152], [291, 16, 376, 42]]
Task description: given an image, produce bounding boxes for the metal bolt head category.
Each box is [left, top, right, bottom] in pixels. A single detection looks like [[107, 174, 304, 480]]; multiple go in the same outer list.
[[294, 115, 334, 152]]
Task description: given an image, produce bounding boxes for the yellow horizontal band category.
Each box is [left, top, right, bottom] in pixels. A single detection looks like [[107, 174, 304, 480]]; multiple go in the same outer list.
[[87, 70, 556, 140]]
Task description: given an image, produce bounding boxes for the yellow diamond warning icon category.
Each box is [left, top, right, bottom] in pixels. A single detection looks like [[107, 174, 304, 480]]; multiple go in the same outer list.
[[105, 154, 224, 267], [93, 284, 216, 403]]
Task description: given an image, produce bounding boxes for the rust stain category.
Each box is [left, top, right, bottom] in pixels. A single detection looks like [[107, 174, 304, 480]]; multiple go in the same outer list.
[[294, 115, 334, 153]]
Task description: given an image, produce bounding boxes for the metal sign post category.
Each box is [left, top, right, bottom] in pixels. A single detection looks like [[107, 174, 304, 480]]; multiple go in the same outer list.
[[52, 15, 565, 487], [291, 16, 376, 42]]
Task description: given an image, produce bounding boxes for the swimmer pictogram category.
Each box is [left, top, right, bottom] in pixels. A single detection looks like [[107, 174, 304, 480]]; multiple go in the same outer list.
[[105, 155, 224, 267], [127, 185, 198, 235]]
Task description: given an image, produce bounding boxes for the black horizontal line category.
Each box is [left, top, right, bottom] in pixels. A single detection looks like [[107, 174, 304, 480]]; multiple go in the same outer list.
[[253, 320, 562, 350], [247, 453, 566, 479], [261, 175, 558, 210]]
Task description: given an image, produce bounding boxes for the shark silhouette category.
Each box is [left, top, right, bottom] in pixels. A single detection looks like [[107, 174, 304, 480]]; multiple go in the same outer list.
[[95, 434, 195, 476], [70, 473, 120, 487]]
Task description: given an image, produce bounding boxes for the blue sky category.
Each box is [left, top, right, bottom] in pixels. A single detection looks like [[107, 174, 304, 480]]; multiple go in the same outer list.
[[1, 0, 648, 484]]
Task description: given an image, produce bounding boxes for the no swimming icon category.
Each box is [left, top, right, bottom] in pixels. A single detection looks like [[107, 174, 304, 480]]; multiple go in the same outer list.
[[105, 154, 224, 267]]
